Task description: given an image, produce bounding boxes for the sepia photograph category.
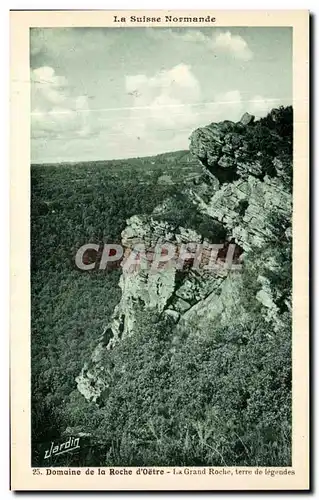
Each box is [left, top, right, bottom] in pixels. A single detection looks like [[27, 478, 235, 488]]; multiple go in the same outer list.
[[10, 10, 309, 490]]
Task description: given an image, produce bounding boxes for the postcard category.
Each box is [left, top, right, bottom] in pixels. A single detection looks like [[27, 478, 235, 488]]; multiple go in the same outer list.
[[10, 9, 309, 491]]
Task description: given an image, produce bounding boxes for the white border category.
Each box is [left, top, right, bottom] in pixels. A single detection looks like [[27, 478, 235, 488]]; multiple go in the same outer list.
[[4, 3, 316, 499]]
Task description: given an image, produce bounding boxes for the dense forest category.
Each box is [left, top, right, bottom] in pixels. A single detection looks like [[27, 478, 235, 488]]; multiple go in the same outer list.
[[31, 107, 292, 467], [31, 151, 203, 464]]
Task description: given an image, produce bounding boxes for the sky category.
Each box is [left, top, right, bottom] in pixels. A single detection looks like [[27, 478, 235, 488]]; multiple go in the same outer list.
[[30, 27, 292, 163]]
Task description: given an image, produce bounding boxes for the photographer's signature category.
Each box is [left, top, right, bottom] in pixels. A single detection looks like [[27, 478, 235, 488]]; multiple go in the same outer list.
[[44, 437, 80, 459]]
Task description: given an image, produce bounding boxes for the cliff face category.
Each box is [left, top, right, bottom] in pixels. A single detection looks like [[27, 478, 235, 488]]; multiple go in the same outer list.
[[76, 108, 293, 403]]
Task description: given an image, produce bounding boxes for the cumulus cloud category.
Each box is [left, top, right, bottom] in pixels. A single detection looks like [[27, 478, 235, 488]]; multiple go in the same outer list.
[[152, 64, 200, 93], [147, 28, 253, 61], [122, 64, 201, 137], [125, 63, 200, 102], [95, 64, 203, 157], [31, 66, 94, 139], [212, 31, 253, 61], [31, 66, 68, 108], [247, 95, 278, 117]]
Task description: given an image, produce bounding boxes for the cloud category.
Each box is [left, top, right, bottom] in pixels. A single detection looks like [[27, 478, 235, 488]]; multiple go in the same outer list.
[[198, 90, 279, 123], [213, 31, 253, 61], [247, 95, 278, 117], [122, 64, 201, 137], [151, 64, 200, 92], [210, 90, 244, 121], [172, 30, 207, 44], [93, 64, 203, 158], [30, 28, 117, 69], [125, 63, 200, 101], [108, 63, 277, 160], [31, 66, 68, 107], [31, 64, 281, 162], [147, 28, 253, 61], [31, 66, 94, 139]]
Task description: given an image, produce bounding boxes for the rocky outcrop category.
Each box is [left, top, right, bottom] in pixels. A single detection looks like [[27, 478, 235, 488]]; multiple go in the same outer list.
[[76, 109, 293, 403], [189, 114, 258, 183], [191, 174, 291, 251]]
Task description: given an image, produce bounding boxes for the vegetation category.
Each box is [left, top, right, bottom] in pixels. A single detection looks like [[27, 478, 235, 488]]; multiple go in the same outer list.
[[31, 152, 203, 464], [63, 309, 291, 467]]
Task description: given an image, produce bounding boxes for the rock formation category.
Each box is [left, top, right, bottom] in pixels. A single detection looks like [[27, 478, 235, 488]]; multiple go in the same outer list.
[[76, 109, 293, 403]]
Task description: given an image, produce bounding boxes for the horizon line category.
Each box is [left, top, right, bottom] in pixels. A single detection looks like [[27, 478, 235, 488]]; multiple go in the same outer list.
[[31, 147, 191, 166]]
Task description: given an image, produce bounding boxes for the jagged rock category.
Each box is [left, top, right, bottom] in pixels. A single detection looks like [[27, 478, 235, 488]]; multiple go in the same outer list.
[[189, 114, 260, 184], [218, 155, 236, 169], [164, 309, 180, 322], [179, 290, 223, 333], [110, 266, 177, 341], [76, 363, 108, 403], [174, 298, 191, 313], [121, 215, 175, 248], [240, 112, 255, 126], [256, 288, 274, 309], [175, 227, 202, 244]]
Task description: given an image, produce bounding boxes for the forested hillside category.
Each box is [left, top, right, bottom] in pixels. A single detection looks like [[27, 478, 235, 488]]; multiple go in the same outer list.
[[31, 151, 203, 464]]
